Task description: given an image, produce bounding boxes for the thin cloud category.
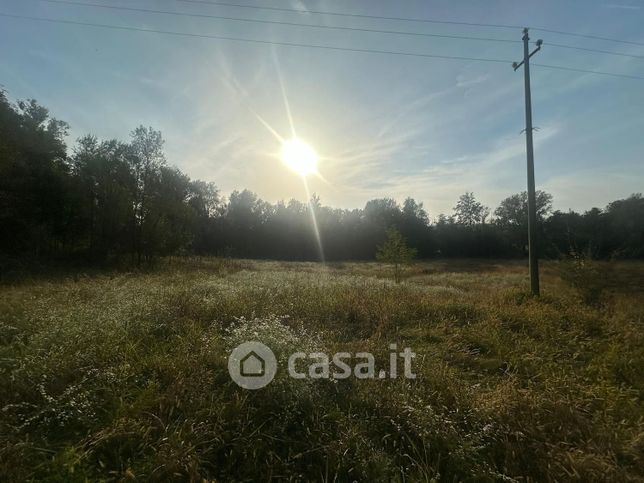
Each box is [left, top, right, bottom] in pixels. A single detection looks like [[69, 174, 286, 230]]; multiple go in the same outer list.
[[603, 4, 641, 10], [456, 74, 489, 88], [331, 123, 561, 214]]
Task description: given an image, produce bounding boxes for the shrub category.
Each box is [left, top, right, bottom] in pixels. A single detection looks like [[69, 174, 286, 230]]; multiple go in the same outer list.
[[376, 228, 417, 283], [558, 251, 609, 306]]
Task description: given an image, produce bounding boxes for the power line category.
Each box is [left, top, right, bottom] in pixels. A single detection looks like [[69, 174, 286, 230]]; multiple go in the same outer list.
[[533, 27, 644, 47], [34, 0, 644, 61], [542, 41, 644, 60], [34, 0, 522, 44], [2, 12, 643, 80], [173, 0, 523, 30], [0, 13, 511, 63], [37, 0, 644, 63], [532, 63, 644, 80], [170, 0, 644, 47]]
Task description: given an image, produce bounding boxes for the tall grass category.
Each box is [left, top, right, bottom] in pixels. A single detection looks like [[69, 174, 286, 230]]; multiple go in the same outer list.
[[0, 258, 642, 481]]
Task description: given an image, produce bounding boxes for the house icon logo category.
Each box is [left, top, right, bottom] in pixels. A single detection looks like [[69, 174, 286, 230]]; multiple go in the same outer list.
[[228, 341, 277, 389], [240, 351, 265, 377]]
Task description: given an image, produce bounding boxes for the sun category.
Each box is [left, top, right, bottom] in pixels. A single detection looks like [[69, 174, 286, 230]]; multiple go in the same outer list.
[[280, 138, 318, 176]]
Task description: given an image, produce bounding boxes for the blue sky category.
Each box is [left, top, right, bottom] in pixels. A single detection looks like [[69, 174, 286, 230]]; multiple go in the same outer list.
[[1, 0, 642, 217]]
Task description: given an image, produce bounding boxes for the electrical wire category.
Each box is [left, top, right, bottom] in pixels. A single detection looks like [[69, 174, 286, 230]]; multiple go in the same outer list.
[[0, 12, 512, 63], [532, 63, 644, 80], [172, 0, 523, 29], [36, 0, 644, 61], [542, 41, 644, 60], [169, 0, 644, 47], [34, 0, 522, 44], [1, 12, 643, 80], [533, 27, 644, 47]]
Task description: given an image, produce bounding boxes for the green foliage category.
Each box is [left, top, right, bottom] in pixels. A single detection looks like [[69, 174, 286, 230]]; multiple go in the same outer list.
[[558, 251, 610, 306], [494, 190, 553, 228], [376, 228, 417, 282], [3, 90, 644, 266], [2, 90, 644, 268], [453, 192, 490, 225], [0, 259, 643, 480]]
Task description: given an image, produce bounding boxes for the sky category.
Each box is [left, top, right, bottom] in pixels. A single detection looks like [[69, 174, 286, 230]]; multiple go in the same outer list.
[[1, 0, 643, 218]]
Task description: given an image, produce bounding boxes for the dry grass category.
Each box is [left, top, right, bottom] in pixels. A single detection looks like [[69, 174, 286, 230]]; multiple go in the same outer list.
[[0, 258, 642, 481]]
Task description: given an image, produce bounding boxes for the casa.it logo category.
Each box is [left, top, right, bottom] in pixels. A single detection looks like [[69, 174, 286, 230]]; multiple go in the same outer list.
[[227, 341, 278, 390], [228, 342, 417, 389]]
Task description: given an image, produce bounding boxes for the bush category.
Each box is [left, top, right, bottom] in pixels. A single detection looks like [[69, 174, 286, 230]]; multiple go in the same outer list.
[[376, 228, 417, 283], [558, 251, 609, 305]]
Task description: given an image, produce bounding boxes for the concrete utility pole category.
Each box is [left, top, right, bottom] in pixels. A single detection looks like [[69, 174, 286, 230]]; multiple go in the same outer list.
[[513, 28, 542, 296]]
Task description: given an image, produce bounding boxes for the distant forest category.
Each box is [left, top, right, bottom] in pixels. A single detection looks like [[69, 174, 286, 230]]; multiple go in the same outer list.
[[1, 90, 642, 269]]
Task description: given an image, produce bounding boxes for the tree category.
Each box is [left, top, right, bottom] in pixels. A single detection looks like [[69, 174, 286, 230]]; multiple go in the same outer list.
[[363, 198, 401, 227], [4, 89, 644, 268], [603, 193, 644, 257], [225, 189, 272, 257], [494, 190, 553, 256], [494, 190, 553, 228], [146, 166, 193, 256], [0, 92, 70, 257], [70, 136, 135, 259], [376, 228, 417, 283], [188, 180, 223, 254], [453, 192, 489, 225], [400, 197, 433, 257], [128, 126, 166, 264], [402, 197, 429, 225]]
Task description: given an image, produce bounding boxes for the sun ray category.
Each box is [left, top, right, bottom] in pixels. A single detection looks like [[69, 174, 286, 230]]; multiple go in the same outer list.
[[218, 68, 284, 143], [250, 109, 285, 143], [272, 48, 297, 139], [216, 53, 324, 261], [302, 176, 325, 263]]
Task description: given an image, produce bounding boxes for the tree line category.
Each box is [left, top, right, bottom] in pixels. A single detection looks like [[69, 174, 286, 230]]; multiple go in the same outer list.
[[1, 91, 642, 269]]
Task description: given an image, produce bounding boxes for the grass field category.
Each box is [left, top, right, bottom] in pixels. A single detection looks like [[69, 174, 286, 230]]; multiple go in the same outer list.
[[1, 258, 643, 481]]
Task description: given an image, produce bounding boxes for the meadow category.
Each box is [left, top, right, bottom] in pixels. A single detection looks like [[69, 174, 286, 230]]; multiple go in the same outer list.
[[0, 258, 642, 481]]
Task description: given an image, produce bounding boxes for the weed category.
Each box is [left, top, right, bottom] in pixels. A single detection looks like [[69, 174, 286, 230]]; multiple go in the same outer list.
[[0, 258, 642, 481]]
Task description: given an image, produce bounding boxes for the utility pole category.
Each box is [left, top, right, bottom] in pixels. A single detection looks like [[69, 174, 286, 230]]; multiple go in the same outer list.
[[513, 28, 542, 296]]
